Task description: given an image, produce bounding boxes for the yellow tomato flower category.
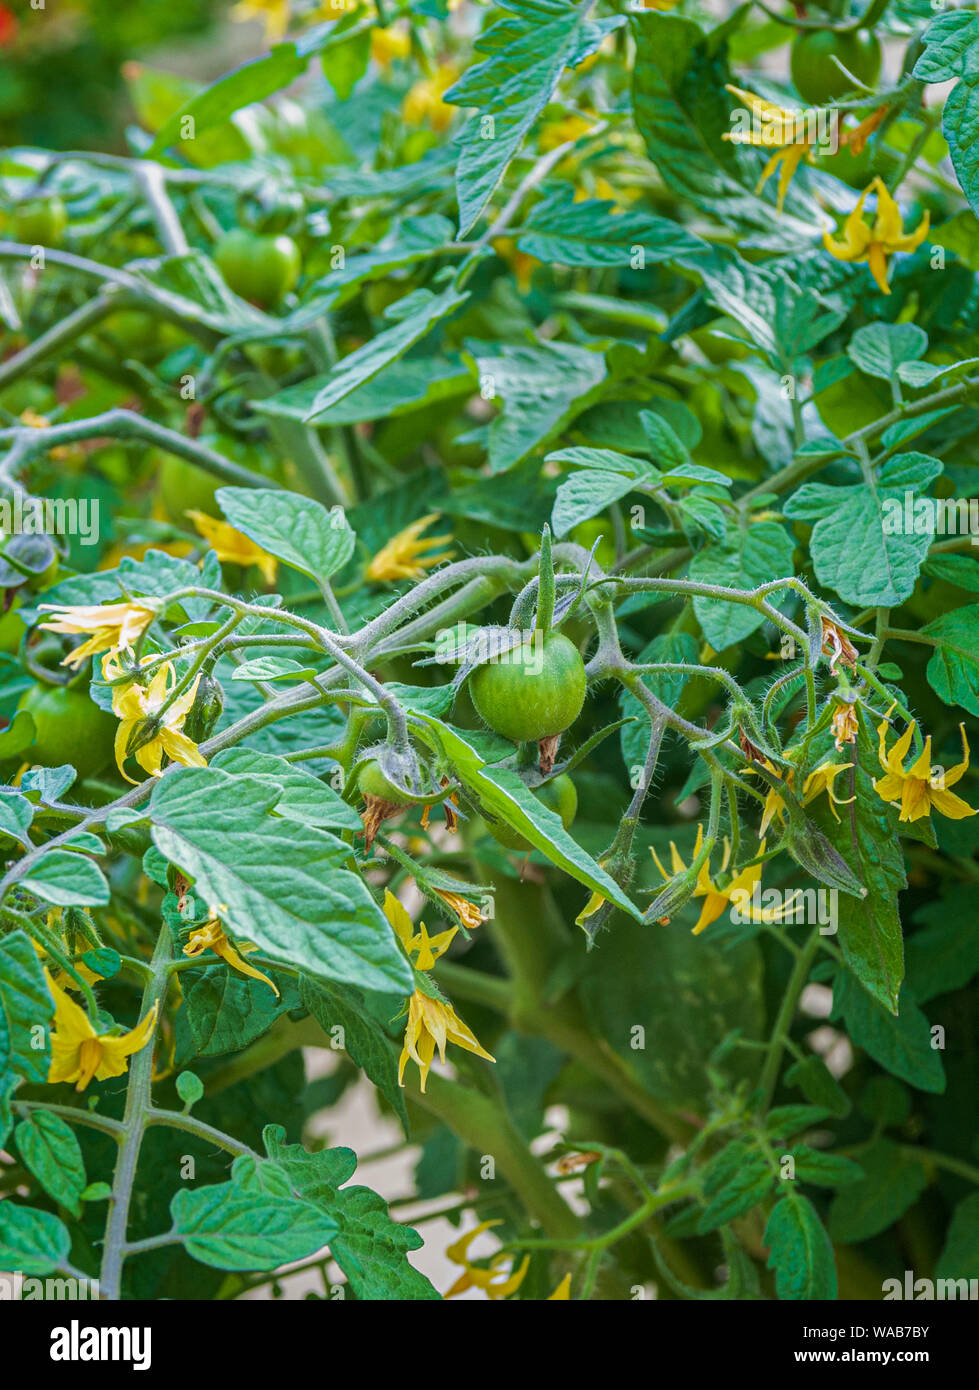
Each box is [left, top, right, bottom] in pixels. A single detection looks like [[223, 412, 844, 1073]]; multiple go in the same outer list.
[[45, 968, 158, 1092], [370, 22, 411, 67], [548, 1273, 573, 1299], [39, 601, 157, 670], [186, 511, 278, 586], [366, 513, 453, 581], [183, 917, 279, 997], [399, 988, 494, 1092], [104, 653, 207, 784], [539, 113, 594, 153], [873, 714, 976, 822], [445, 1221, 530, 1299], [724, 85, 815, 214], [402, 64, 459, 134], [230, 0, 290, 43], [651, 825, 796, 935], [756, 759, 853, 837], [823, 177, 930, 295], [383, 889, 457, 970]]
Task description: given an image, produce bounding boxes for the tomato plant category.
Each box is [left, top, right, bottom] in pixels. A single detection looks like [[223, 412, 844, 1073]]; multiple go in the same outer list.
[[1, 0, 978, 1324]]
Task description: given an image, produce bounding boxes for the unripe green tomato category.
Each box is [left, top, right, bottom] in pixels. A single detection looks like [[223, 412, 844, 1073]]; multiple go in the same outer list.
[[487, 774, 578, 851], [358, 759, 416, 804], [469, 632, 587, 743], [16, 682, 116, 780], [790, 30, 882, 105], [214, 229, 301, 307], [156, 454, 223, 522], [9, 196, 68, 246], [0, 599, 24, 655]]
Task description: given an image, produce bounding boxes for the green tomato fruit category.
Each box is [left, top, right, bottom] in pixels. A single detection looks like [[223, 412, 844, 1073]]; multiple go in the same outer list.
[[358, 759, 417, 804], [214, 229, 301, 307], [469, 632, 587, 743], [0, 599, 24, 655], [487, 774, 578, 851], [790, 30, 882, 106], [9, 195, 68, 247], [156, 454, 223, 522], [16, 682, 116, 780]]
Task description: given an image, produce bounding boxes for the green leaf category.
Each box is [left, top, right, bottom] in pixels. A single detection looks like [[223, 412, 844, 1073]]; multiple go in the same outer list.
[[308, 215, 454, 308], [19, 851, 110, 908], [175, 1071, 205, 1107], [256, 356, 473, 426], [0, 1204, 71, 1275], [831, 970, 945, 1093], [476, 341, 607, 473], [783, 453, 943, 608], [263, 1126, 440, 1299], [149, 767, 412, 996], [847, 323, 928, 382], [445, 0, 596, 235], [551, 469, 638, 537], [906, 888, 979, 1002], [828, 1139, 927, 1243], [764, 1192, 837, 1300], [183, 967, 290, 1058], [805, 715, 905, 1013], [0, 791, 33, 848], [697, 1151, 773, 1232], [300, 976, 408, 1132], [0, 930, 52, 1085], [148, 43, 308, 156], [579, 917, 764, 1106], [171, 1178, 337, 1272], [215, 486, 356, 590], [922, 604, 979, 716], [413, 716, 643, 919], [688, 521, 795, 650], [785, 1055, 851, 1117], [211, 749, 361, 830], [14, 1110, 87, 1217], [304, 286, 469, 420], [517, 185, 707, 266], [943, 79, 979, 220], [913, 11, 979, 84], [936, 1192, 979, 1284], [786, 1146, 864, 1189]]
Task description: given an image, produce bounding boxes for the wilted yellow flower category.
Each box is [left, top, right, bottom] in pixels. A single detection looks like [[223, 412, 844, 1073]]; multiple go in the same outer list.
[[651, 825, 798, 935], [445, 1221, 529, 1299], [104, 653, 207, 784], [548, 1273, 573, 1299], [823, 177, 929, 295], [230, 0, 290, 43], [432, 886, 487, 932], [821, 617, 859, 673], [399, 988, 494, 1092], [402, 64, 459, 134], [183, 917, 279, 997], [39, 601, 156, 670], [874, 714, 976, 822], [832, 701, 859, 750], [724, 85, 815, 215], [842, 104, 887, 157], [45, 968, 158, 1092], [186, 511, 278, 586], [366, 513, 453, 581]]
